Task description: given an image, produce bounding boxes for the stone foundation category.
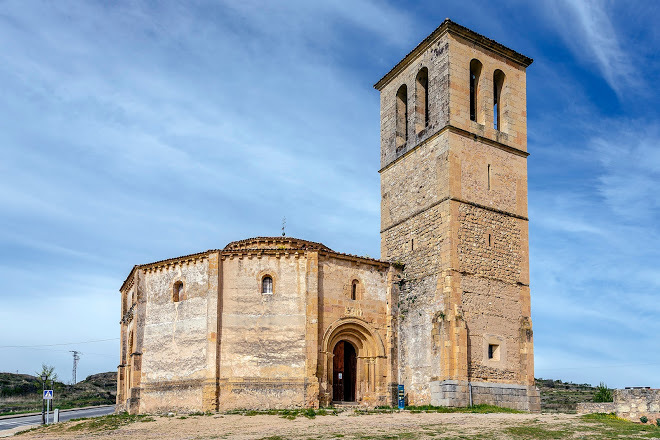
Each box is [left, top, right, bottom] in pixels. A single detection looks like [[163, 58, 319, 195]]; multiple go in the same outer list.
[[430, 380, 540, 412]]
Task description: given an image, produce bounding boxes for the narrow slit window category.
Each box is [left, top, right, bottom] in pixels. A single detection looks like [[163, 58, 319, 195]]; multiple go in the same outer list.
[[415, 68, 429, 133], [469, 59, 483, 123], [173, 281, 183, 302], [488, 234, 492, 247], [487, 164, 491, 190], [262, 276, 273, 294], [351, 280, 358, 301], [396, 84, 408, 149], [493, 70, 505, 131], [411, 238, 414, 251]]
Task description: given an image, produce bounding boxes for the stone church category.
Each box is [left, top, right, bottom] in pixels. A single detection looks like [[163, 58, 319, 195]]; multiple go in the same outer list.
[[117, 19, 541, 413]]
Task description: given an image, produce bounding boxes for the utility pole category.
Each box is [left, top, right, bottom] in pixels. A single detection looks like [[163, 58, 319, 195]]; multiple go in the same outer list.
[[70, 351, 80, 384], [41, 374, 46, 424]]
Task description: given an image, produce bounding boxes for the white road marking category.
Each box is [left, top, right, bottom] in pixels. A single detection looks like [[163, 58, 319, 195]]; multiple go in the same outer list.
[[0, 406, 115, 431]]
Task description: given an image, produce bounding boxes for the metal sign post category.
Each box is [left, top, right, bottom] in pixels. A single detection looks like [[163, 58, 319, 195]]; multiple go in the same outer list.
[[43, 390, 53, 424], [397, 384, 405, 410]]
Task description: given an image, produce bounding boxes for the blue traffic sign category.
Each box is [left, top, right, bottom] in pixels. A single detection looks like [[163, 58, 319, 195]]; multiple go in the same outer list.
[[43, 390, 53, 400]]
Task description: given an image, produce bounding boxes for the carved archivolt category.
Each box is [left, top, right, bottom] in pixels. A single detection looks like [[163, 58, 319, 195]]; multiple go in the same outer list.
[[321, 317, 385, 358]]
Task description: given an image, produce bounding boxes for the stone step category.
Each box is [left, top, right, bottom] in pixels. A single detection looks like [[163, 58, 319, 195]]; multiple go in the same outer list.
[[331, 401, 360, 409]]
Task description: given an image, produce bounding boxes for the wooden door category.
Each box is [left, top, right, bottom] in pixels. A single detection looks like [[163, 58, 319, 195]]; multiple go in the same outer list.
[[332, 341, 357, 402]]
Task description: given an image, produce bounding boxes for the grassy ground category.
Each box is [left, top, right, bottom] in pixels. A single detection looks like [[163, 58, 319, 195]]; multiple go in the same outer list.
[[0, 372, 116, 416], [13, 410, 660, 439]]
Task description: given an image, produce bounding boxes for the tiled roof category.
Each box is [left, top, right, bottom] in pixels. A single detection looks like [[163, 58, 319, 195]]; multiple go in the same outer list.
[[223, 236, 331, 251]]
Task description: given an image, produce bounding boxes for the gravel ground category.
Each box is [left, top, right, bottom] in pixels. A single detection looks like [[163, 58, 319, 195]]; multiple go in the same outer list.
[[11, 411, 614, 440]]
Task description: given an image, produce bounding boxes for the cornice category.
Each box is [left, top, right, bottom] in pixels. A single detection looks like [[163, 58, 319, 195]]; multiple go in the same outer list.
[[119, 266, 137, 294], [141, 251, 210, 273], [379, 124, 528, 174], [219, 247, 392, 269], [118, 237, 399, 291], [374, 19, 533, 91]]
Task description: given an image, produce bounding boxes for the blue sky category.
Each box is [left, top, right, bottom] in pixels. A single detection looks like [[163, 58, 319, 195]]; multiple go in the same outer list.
[[0, 0, 658, 388]]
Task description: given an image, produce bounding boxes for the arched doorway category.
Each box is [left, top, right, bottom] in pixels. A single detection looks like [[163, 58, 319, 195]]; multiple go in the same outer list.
[[332, 341, 356, 402], [320, 317, 388, 406]]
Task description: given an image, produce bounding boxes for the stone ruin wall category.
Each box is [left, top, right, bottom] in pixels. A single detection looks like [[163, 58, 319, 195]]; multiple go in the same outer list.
[[615, 389, 660, 422], [578, 389, 660, 423]]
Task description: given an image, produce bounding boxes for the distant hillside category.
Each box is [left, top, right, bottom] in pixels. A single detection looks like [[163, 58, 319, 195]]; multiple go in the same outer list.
[[0, 371, 116, 415], [536, 378, 600, 413]]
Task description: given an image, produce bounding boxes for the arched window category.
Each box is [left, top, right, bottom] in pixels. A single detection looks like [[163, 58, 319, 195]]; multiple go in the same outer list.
[[262, 275, 273, 294], [351, 280, 359, 301], [396, 84, 408, 149], [469, 59, 483, 123], [493, 69, 505, 131], [173, 281, 183, 302], [415, 68, 429, 134]]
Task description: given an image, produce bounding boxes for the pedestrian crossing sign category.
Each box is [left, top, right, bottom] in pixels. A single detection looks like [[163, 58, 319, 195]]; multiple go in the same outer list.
[[43, 390, 53, 400]]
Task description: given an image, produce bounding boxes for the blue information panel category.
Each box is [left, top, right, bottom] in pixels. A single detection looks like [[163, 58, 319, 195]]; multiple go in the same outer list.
[[397, 384, 405, 410]]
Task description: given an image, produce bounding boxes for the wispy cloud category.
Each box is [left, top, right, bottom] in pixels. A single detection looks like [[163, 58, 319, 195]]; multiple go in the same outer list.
[[591, 123, 660, 219], [545, 0, 640, 97]]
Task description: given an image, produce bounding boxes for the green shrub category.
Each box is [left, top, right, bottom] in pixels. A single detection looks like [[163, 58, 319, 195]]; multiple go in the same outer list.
[[593, 382, 613, 402], [640, 416, 648, 423], [656, 418, 660, 427]]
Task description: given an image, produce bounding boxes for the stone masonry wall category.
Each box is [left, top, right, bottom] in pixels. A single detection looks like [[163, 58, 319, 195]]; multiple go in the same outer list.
[[578, 389, 660, 422], [380, 134, 450, 236], [449, 130, 528, 220], [381, 172, 451, 405], [615, 389, 660, 422], [317, 255, 394, 406], [379, 34, 450, 168], [139, 257, 211, 413], [378, 23, 536, 409], [577, 402, 616, 415], [447, 33, 528, 152], [461, 276, 523, 382], [457, 204, 523, 283], [380, 128, 453, 405], [218, 253, 308, 410]]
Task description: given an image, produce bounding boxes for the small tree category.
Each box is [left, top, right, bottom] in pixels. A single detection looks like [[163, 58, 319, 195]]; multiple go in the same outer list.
[[35, 364, 58, 382], [593, 382, 613, 402]]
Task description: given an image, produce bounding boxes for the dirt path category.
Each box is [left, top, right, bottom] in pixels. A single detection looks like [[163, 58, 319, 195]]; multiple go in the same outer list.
[[13, 411, 659, 440]]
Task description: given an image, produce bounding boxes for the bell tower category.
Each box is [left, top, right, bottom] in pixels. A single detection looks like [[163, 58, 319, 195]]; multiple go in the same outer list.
[[375, 19, 540, 411]]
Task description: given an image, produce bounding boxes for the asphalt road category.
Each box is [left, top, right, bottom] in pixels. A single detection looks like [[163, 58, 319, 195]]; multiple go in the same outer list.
[[0, 405, 115, 431]]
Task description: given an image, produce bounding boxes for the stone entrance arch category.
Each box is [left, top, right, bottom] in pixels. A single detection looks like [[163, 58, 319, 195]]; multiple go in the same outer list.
[[319, 318, 388, 406]]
